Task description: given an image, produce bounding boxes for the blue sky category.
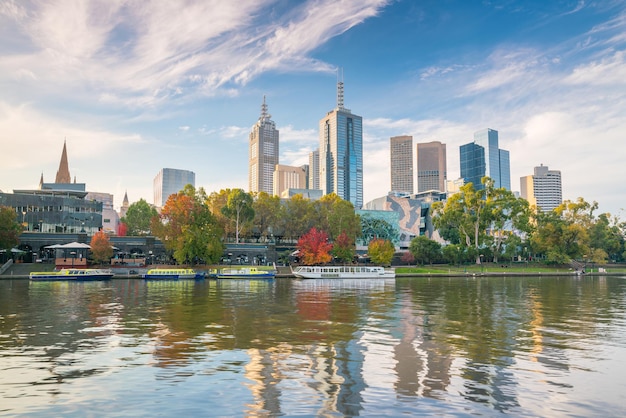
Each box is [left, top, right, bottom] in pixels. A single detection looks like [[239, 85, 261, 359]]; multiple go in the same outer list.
[[1, 0, 625, 217]]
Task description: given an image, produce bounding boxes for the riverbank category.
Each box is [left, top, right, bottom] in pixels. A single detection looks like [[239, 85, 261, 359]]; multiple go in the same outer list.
[[2, 262, 625, 279]]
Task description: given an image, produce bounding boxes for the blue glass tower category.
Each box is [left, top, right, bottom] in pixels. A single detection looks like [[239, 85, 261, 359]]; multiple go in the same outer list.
[[319, 78, 363, 208], [459, 128, 511, 190]]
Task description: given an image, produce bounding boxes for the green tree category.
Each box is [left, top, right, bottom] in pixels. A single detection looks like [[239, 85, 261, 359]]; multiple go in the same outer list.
[[152, 185, 224, 265], [409, 236, 442, 265], [252, 192, 282, 241], [0, 206, 21, 251], [442, 244, 463, 266], [331, 231, 355, 264], [314, 194, 361, 241], [368, 238, 395, 266], [120, 198, 158, 236], [221, 189, 254, 243], [90, 230, 114, 266], [297, 227, 333, 265], [281, 194, 315, 241]]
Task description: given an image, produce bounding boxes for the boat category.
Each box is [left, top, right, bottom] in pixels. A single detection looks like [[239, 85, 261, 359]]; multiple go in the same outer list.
[[216, 267, 276, 279], [142, 268, 205, 280], [291, 265, 395, 279], [29, 268, 114, 281]]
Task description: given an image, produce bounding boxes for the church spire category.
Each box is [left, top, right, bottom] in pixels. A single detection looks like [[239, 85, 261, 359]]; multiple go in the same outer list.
[[55, 139, 71, 183]]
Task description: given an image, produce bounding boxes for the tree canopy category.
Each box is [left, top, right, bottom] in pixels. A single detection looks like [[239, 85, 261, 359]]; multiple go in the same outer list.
[[0, 206, 21, 251], [120, 198, 158, 236], [90, 230, 113, 265], [297, 227, 333, 265]]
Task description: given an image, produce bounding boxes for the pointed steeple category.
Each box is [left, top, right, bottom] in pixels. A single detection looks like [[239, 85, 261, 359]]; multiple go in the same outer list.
[[55, 140, 71, 183], [122, 190, 129, 208], [39, 172, 44, 189]]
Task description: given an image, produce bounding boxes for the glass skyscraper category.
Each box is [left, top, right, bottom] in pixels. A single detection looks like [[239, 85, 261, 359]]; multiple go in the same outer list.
[[319, 79, 363, 208], [153, 168, 195, 208], [460, 128, 510, 190]]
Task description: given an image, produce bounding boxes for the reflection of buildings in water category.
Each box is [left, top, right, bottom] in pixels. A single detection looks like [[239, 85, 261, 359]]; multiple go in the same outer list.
[[392, 294, 454, 399], [244, 346, 288, 416]]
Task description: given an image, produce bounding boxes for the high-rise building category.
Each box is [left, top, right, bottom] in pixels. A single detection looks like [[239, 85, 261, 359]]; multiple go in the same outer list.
[[308, 149, 320, 191], [273, 164, 307, 197], [153, 168, 195, 208], [460, 128, 510, 190], [416, 141, 446, 193], [520, 164, 562, 212], [249, 96, 279, 194], [390, 136, 413, 194], [319, 76, 363, 208]]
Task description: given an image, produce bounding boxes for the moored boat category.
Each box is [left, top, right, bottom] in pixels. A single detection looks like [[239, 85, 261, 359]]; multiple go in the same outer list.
[[216, 267, 276, 279], [291, 265, 395, 279], [29, 268, 114, 281], [142, 268, 205, 280]]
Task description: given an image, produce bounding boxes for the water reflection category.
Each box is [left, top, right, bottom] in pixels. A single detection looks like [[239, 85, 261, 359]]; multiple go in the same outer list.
[[0, 276, 625, 416]]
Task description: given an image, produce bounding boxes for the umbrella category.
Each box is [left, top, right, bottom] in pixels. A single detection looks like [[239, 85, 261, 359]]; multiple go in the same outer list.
[[59, 242, 91, 249], [11, 248, 26, 253], [45, 244, 63, 249]]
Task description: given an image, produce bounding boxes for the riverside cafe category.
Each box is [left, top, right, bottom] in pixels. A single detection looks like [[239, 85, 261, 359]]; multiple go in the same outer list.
[[46, 242, 91, 268]]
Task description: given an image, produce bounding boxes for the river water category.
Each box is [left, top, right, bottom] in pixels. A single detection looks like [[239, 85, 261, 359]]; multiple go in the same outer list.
[[1, 275, 625, 417]]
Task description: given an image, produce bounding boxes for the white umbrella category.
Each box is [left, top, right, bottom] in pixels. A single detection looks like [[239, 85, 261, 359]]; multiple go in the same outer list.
[[45, 244, 62, 249], [59, 242, 91, 249]]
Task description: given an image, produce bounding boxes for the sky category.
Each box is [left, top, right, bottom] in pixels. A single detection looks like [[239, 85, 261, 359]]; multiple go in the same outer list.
[[1, 0, 625, 217]]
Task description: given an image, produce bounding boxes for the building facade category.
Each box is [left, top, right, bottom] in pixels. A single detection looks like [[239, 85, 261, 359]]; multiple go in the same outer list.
[[520, 164, 562, 212], [390, 135, 413, 194], [153, 168, 195, 208], [249, 96, 279, 195], [416, 140, 446, 193], [273, 164, 307, 197], [308, 149, 320, 191], [319, 79, 363, 208], [460, 128, 510, 190]]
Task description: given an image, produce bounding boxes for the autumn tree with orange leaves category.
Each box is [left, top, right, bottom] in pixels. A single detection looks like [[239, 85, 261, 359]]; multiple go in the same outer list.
[[152, 185, 224, 265], [90, 230, 114, 266], [297, 227, 333, 266]]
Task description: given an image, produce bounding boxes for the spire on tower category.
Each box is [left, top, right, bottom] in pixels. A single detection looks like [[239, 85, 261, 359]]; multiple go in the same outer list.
[[260, 95, 271, 121], [55, 139, 71, 183], [337, 67, 344, 110]]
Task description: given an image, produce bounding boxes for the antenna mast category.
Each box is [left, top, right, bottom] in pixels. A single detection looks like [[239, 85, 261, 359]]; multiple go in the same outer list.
[[337, 68, 344, 110]]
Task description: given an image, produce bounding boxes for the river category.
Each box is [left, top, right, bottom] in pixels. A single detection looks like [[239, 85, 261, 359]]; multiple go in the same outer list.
[[1, 275, 625, 417]]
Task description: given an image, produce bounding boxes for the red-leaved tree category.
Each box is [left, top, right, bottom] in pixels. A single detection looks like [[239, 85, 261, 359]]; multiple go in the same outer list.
[[297, 227, 333, 266]]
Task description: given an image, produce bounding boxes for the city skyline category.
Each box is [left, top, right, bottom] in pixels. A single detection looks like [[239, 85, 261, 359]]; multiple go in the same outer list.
[[1, 1, 625, 216]]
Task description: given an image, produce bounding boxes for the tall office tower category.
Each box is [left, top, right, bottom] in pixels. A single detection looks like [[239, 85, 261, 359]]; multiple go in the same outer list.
[[249, 96, 279, 194], [153, 168, 195, 208], [308, 149, 320, 190], [273, 164, 307, 196], [319, 75, 363, 208], [460, 128, 510, 190], [520, 164, 562, 212], [390, 136, 413, 194], [416, 140, 447, 193]]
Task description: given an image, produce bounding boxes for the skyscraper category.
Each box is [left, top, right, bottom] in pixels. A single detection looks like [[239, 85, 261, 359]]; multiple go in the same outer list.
[[520, 164, 562, 212], [390, 135, 413, 194], [460, 128, 510, 190], [319, 76, 363, 208], [249, 96, 279, 194], [153, 168, 195, 208], [308, 149, 320, 191], [416, 141, 446, 193]]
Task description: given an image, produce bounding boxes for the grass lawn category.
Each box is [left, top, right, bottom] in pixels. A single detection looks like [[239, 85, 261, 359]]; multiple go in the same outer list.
[[395, 263, 626, 275]]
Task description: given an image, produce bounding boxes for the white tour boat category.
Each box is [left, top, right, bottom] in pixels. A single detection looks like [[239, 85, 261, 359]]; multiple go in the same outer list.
[[291, 265, 395, 279]]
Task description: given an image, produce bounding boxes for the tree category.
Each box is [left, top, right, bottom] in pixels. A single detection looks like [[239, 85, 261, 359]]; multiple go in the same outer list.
[[0, 206, 21, 251], [297, 227, 333, 265], [252, 192, 282, 241], [90, 230, 114, 266], [314, 194, 361, 241], [442, 244, 463, 266], [121, 199, 158, 236], [409, 236, 442, 265], [368, 238, 395, 266], [281, 194, 315, 241], [152, 185, 224, 265], [331, 231, 355, 264], [221, 189, 254, 243]]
